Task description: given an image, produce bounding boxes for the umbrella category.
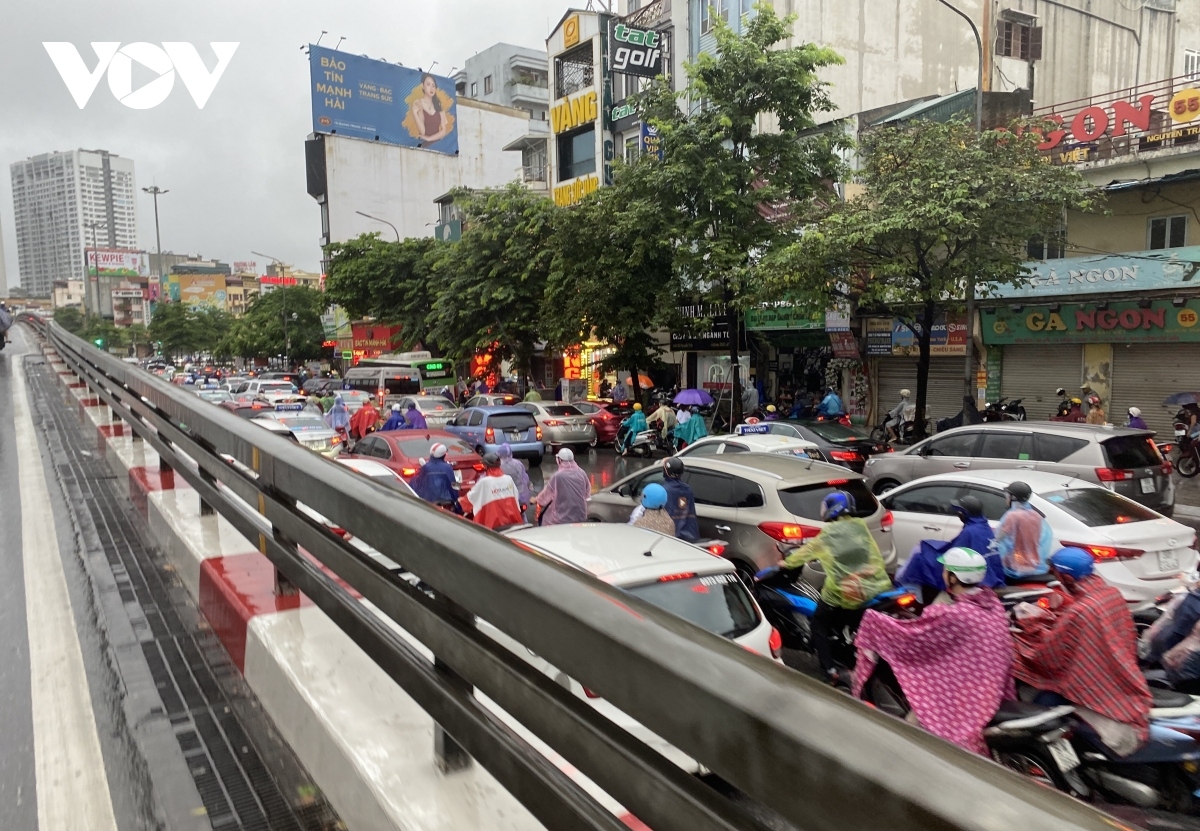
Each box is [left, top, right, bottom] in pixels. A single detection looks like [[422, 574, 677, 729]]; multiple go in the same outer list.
[[1163, 392, 1200, 407], [637, 373, 654, 388], [674, 388, 714, 406]]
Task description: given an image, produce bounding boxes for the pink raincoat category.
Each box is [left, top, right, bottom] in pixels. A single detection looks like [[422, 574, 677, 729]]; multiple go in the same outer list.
[[852, 589, 1014, 754]]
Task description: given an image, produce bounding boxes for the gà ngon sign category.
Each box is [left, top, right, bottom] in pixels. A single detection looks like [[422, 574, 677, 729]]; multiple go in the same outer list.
[[1036, 88, 1200, 152]]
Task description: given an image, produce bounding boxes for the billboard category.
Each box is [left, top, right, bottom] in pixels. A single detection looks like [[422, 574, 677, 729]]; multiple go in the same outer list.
[[608, 20, 665, 78], [87, 249, 147, 276], [309, 46, 458, 155], [166, 273, 227, 308]]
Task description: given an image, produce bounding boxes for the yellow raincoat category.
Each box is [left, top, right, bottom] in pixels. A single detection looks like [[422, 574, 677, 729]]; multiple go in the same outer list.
[[783, 518, 891, 609]]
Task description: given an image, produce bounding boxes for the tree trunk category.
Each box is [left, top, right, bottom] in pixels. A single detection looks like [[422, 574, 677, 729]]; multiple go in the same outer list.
[[629, 362, 642, 407], [914, 300, 936, 439]]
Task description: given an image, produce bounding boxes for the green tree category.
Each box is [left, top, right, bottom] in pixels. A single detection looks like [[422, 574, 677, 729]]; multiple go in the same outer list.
[[221, 286, 327, 364], [54, 306, 83, 334], [324, 234, 438, 350], [636, 4, 845, 420], [545, 161, 679, 401], [148, 301, 207, 360], [429, 184, 556, 384], [193, 307, 234, 358], [80, 318, 126, 351], [767, 118, 1101, 434]]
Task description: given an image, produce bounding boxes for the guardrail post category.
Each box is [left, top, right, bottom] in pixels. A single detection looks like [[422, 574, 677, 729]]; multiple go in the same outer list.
[[432, 595, 474, 773], [159, 439, 173, 474], [199, 469, 217, 516], [271, 525, 299, 597]]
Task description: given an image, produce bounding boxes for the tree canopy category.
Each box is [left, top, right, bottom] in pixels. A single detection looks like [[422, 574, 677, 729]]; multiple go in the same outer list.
[[324, 235, 438, 351], [220, 286, 327, 361]]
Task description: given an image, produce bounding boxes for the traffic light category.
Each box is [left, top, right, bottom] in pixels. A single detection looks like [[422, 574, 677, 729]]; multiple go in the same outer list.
[[94, 338, 104, 347]]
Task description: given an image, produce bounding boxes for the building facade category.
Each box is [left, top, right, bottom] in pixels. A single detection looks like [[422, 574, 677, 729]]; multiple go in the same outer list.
[[10, 149, 137, 297]]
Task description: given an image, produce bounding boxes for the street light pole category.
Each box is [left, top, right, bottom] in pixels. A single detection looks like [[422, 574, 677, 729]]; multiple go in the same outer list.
[[355, 210, 400, 242], [142, 186, 168, 301], [934, 0, 984, 411]]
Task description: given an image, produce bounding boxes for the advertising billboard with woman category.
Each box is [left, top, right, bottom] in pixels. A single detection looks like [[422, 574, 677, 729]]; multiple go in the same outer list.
[[309, 45, 458, 156]]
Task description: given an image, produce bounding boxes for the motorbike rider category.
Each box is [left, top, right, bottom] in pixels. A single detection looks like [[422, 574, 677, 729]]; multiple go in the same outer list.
[[459, 451, 525, 530], [853, 547, 1013, 754], [816, 386, 845, 419], [646, 400, 677, 440], [1126, 406, 1149, 430], [896, 496, 1005, 605], [497, 443, 532, 519], [402, 401, 428, 430], [764, 404, 781, 421], [380, 403, 407, 431], [886, 389, 913, 441], [535, 448, 591, 525], [409, 443, 460, 510], [661, 457, 700, 542], [1085, 393, 1107, 425], [1013, 547, 1153, 754], [1064, 396, 1085, 423], [630, 483, 676, 536], [995, 481, 1052, 578], [780, 491, 891, 684], [1143, 574, 1200, 693], [617, 402, 649, 455]]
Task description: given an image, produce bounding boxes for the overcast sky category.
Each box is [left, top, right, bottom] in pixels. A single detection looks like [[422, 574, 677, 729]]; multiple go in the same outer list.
[[0, 0, 574, 289]]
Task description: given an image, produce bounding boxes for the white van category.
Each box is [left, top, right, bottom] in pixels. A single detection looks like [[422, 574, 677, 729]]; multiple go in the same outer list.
[[342, 366, 421, 405]]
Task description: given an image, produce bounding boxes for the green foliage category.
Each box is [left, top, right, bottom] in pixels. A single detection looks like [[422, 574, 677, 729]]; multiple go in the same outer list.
[[80, 318, 126, 351], [54, 306, 83, 334], [429, 184, 557, 374], [767, 117, 1102, 427], [148, 301, 209, 359], [219, 286, 327, 362], [325, 235, 437, 350]]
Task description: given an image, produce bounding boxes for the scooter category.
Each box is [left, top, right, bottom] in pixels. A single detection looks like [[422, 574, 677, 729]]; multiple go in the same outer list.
[[615, 421, 656, 458], [870, 412, 916, 445], [1173, 411, 1200, 478]]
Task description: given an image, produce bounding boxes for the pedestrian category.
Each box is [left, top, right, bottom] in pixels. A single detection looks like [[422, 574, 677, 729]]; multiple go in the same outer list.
[[612, 378, 629, 404], [497, 443, 532, 517], [535, 448, 591, 525], [1126, 407, 1149, 430], [599, 378, 612, 399], [524, 387, 543, 402], [381, 404, 406, 431]]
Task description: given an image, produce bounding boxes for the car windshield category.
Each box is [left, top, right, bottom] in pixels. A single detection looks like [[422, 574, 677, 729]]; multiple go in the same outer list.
[[417, 398, 456, 410], [1041, 488, 1159, 525], [1103, 435, 1161, 469], [489, 413, 537, 431], [800, 421, 870, 442], [276, 417, 328, 431], [260, 382, 295, 392], [396, 437, 475, 457], [626, 571, 760, 639], [779, 478, 877, 520], [544, 405, 582, 416]]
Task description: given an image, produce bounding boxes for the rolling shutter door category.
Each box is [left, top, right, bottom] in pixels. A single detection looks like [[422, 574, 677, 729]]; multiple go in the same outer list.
[[876, 356, 965, 424], [1110, 344, 1200, 436], [999, 345, 1083, 421]]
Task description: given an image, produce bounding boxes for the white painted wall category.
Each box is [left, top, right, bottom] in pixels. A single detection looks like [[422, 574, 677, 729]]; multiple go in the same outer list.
[[324, 98, 531, 244]]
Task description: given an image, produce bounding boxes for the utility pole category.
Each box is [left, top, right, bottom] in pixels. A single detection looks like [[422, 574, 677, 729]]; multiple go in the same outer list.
[[142, 186, 168, 317], [84, 220, 106, 321], [933, 0, 984, 415]]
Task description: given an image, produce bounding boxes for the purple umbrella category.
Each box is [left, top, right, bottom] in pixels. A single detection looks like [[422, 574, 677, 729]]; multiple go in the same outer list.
[[674, 388, 714, 406]]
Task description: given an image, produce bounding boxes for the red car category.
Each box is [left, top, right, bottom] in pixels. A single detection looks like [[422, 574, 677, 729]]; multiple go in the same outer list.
[[344, 430, 484, 487], [570, 401, 622, 445]]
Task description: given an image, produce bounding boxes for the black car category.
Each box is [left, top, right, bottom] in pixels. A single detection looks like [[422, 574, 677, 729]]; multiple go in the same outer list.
[[750, 419, 891, 472]]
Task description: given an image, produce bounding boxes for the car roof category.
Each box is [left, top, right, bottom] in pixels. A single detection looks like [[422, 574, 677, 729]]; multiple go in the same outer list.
[[505, 524, 734, 586], [930, 422, 1152, 440], [893, 468, 1102, 493], [478, 405, 532, 414], [694, 434, 818, 450], [374, 428, 460, 443], [677, 454, 861, 485]]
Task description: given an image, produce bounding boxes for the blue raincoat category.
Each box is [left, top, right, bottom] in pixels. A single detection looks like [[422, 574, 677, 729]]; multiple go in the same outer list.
[[898, 515, 1005, 592], [410, 458, 459, 504], [325, 396, 351, 432], [381, 410, 407, 431]]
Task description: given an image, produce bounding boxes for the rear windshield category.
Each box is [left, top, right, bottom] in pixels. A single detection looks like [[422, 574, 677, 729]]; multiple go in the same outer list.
[[626, 572, 760, 639], [260, 382, 294, 392], [396, 437, 475, 457], [545, 405, 582, 416], [417, 398, 456, 410], [384, 376, 421, 395], [277, 417, 327, 431], [489, 413, 537, 431], [801, 421, 870, 442], [1041, 488, 1159, 525], [779, 478, 877, 520], [1103, 435, 1161, 469]]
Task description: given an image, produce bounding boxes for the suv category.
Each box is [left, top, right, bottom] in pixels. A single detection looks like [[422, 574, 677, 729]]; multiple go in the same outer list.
[[587, 454, 897, 579], [443, 406, 544, 464], [863, 422, 1174, 515]]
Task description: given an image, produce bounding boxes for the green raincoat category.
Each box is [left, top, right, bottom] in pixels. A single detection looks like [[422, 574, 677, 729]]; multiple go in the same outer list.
[[783, 517, 891, 609]]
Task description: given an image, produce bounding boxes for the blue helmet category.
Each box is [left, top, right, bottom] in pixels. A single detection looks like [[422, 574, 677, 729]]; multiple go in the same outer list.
[[1049, 547, 1095, 580], [820, 491, 855, 522], [641, 483, 668, 510]]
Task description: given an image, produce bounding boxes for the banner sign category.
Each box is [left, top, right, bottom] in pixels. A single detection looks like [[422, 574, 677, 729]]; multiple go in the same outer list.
[[744, 304, 823, 331], [988, 246, 1200, 299], [608, 20, 664, 78], [640, 122, 663, 159], [87, 249, 146, 277], [866, 318, 893, 356], [865, 315, 966, 356], [829, 331, 859, 358], [983, 299, 1200, 344], [672, 303, 730, 350], [309, 45, 459, 156]]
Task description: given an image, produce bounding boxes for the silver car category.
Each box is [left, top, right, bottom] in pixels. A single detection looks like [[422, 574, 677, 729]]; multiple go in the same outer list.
[[251, 410, 344, 458], [863, 422, 1174, 515], [587, 454, 897, 579], [388, 395, 461, 428], [518, 401, 598, 450]]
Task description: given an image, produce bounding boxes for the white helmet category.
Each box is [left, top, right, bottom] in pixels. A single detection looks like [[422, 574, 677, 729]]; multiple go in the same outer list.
[[937, 547, 988, 585], [900, 389, 911, 398], [430, 443, 448, 458], [556, 447, 574, 463], [1128, 406, 1141, 418]]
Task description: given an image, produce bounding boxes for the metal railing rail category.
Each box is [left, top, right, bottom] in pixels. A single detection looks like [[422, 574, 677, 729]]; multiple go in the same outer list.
[[26, 315, 1124, 831]]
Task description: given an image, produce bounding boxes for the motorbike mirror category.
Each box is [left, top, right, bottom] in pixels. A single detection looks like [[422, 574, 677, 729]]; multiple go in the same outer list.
[[1056, 388, 1065, 396]]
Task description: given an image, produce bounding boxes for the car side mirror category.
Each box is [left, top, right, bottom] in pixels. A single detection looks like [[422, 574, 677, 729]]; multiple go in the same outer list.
[[918, 443, 931, 457]]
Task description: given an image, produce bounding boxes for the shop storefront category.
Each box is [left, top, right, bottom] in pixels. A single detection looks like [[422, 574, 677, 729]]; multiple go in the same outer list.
[[865, 316, 967, 424], [982, 299, 1200, 435], [744, 304, 828, 403]]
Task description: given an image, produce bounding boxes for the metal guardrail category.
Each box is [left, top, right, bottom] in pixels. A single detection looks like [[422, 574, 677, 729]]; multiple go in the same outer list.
[[24, 315, 1126, 831]]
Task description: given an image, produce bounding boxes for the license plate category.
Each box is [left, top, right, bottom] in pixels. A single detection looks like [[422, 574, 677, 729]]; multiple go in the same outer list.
[[1047, 738, 1080, 772], [507, 432, 522, 441], [1140, 477, 1156, 494], [1159, 549, 1181, 572], [1177, 429, 1187, 438], [454, 470, 463, 484]]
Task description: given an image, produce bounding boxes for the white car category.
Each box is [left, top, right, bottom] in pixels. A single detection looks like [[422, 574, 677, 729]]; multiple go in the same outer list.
[[386, 394, 461, 428], [251, 406, 344, 458], [879, 469, 1198, 604], [674, 431, 823, 460], [244, 379, 300, 404], [491, 523, 780, 772]]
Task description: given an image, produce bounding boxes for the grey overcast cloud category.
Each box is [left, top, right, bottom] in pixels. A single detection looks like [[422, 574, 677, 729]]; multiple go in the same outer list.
[[0, 0, 572, 290]]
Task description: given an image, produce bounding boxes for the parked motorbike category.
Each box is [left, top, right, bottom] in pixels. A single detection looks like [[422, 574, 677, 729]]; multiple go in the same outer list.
[[1172, 410, 1200, 478], [935, 396, 980, 433]]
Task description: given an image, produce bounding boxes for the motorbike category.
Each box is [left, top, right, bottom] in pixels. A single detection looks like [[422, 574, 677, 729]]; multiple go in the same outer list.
[[979, 397, 1026, 422], [1052, 388, 1072, 420], [935, 396, 981, 433], [870, 411, 916, 445], [1173, 410, 1200, 478], [615, 420, 656, 458]]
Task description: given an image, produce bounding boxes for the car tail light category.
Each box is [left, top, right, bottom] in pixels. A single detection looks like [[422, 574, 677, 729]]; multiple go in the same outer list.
[[1095, 467, 1134, 482], [473, 463, 485, 472], [706, 542, 726, 556], [829, 450, 862, 462], [485, 426, 495, 443], [768, 627, 783, 659], [401, 467, 417, 477], [545, 419, 562, 426], [880, 509, 894, 531], [1163, 460, 1175, 476], [1062, 541, 1144, 561], [536, 426, 543, 440], [826, 478, 849, 485], [657, 572, 697, 582], [758, 522, 821, 542], [894, 593, 917, 608], [885, 446, 896, 452], [331, 435, 342, 445], [583, 687, 602, 699]]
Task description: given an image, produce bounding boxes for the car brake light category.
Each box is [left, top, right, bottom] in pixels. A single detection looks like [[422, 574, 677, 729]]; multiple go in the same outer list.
[[545, 419, 562, 426], [1061, 541, 1144, 561], [706, 542, 726, 556], [658, 572, 697, 582], [768, 627, 783, 659], [829, 450, 862, 462], [826, 478, 849, 485], [758, 522, 821, 542], [331, 435, 342, 445], [894, 593, 917, 608], [881, 509, 894, 531], [1162, 460, 1174, 476], [401, 467, 417, 477], [485, 426, 495, 443], [536, 426, 543, 440], [1095, 467, 1134, 482], [885, 446, 896, 452]]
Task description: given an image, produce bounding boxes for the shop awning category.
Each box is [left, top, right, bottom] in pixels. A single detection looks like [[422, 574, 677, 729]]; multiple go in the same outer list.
[[1103, 168, 1200, 192], [877, 89, 976, 125]]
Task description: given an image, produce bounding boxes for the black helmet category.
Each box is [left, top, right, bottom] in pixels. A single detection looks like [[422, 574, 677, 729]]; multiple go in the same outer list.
[[663, 457, 684, 478], [1006, 481, 1032, 502], [952, 495, 984, 518], [482, 451, 501, 468]]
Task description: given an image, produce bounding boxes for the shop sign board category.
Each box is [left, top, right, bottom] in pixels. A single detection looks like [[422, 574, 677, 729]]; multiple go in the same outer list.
[[829, 331, 859, 358], [865, 318, 893, 356], [989, 247, 1200, 299], [673, 303, 730, 350], [744, 304, 823, 331], [1035, 86, 1200, 164], [608, 21, 664, 78], [982, 299, 1200, 344], [868, 315, 966, 356]]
